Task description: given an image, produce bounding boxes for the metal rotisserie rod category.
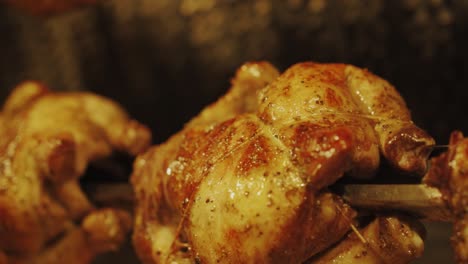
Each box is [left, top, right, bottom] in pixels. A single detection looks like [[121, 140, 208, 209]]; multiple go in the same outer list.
[[85, 182, 453, 222], [341, 184, 452, 222]]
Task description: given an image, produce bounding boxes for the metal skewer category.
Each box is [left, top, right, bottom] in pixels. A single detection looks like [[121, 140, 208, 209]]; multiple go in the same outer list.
[[337, 144, 453, 222], [341, 184, 453, 222], [85, 182, 453, 222], [83, 146, 454, 221]]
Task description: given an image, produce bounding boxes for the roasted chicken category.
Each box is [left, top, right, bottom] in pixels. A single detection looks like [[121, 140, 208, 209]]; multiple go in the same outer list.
[[424, 131, 468, 263], [0, 81, 151, 263], [131, 62, 434, 263]]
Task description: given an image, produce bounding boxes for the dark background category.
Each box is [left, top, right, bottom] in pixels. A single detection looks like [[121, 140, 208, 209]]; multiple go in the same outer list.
[[0, 0, 466, 263]]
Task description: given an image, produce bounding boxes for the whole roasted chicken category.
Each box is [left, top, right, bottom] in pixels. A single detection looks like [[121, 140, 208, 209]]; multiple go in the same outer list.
[[0, 82, 151, 263], [131, 62, 435, 263]]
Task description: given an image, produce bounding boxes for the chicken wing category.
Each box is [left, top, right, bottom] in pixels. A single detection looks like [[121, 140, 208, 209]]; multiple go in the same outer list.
[[131, 62, 432, 263], [0, 81, 151, 262]]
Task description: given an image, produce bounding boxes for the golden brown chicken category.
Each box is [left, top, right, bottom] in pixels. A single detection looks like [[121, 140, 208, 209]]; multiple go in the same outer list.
[[424, 131, 468, 263], [131, 62, 433, 263], [0, 81, 151, 263]]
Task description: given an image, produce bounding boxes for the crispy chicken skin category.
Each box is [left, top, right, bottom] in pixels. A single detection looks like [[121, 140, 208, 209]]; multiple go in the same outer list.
[[131, 62, 431, 263], [0, 81, 151, 262], [424, 131, 468, 263]]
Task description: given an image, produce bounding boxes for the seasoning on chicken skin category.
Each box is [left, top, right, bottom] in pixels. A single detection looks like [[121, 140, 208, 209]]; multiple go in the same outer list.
[[131, 61, 432, 263], [0, 81, 151, 263]]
